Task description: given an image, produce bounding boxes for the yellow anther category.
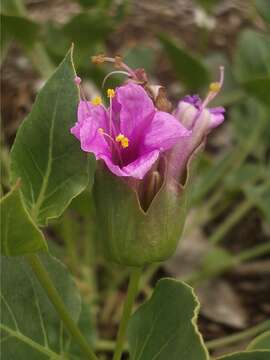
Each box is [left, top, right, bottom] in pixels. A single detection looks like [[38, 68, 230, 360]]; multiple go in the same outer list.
[[116, 133, 129, 148], [209, 82, 221, 93], [107, 88, 115, 98], [121, 137, 129, 148], [91, 96, 102, 106], [116, 134, 124, 141], [98, 128, 104, 134]]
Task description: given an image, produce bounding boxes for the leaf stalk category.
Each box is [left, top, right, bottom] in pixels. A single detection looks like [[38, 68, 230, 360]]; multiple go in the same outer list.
[[26, 254, 98, 360], [113, 267, 142, 360]]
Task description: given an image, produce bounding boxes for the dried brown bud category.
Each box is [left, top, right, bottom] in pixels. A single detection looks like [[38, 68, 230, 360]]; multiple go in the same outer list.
[[114, 55, 123, 69], [155, 87, 173, 113], [134, 68, 148, 84], [146, 85, 172, 113], [91, 54, 106, 65]]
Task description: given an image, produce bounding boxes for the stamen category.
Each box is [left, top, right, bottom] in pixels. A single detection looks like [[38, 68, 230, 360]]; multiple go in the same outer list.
[[107, 88, 115, 98], [98, 129, 125, 165], [98, 128, 115, 143], [202, 66, 224, 108], [91, 96, 102, 106], [115, 134, 124, 141], [91, 53, 137, 79], [209, 82, 221, 93], [116, 133, 129, 148]]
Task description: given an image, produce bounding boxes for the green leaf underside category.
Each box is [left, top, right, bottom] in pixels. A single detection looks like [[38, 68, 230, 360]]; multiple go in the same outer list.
[[247, 331, 270, 351], [128, 279, 209, 360], [0, 254, 81, 359], [10, 47, 91, 226], [217, 350, 270, 360], [0, 185, 47, 256], [159, 34, 209, 90]]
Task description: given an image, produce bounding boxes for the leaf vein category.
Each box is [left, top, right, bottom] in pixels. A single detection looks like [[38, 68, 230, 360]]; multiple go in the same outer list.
[[31, 65, 68, 222], [0, 294, 20, 331]]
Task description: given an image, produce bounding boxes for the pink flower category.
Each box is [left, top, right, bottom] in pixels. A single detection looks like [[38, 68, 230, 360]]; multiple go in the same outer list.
[[168, 71, 225, 185], [71, 83, 190, 180], [71, 63, 225, 189], [169, 100, 225, 182]]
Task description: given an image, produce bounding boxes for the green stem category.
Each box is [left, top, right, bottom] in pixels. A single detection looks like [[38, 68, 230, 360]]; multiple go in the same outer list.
[[95, 339, 125, 352], [185, 241, 270, 285], [61, 213, 79, 274], [209, 199, 253, 244], [206, 319, 270, 349], [236, 242, 270, 263], [26, 254, 98, 360], [113, 267, 142, 360]]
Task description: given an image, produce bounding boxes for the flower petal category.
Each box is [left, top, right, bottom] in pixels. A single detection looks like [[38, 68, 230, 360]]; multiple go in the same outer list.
[[71, 100, 109, 139], [174, 101, 198, 129], [167, 108, 212, 185], [115, 83, 155, 138], [209, 106, 225, 129], [79, 119, 110, 158], [100, 149, 160, 180], [143, 111, 191, 151], [70, 100, 89, 139], [122, 150, 160, 179], [71, 101, 111, 158]]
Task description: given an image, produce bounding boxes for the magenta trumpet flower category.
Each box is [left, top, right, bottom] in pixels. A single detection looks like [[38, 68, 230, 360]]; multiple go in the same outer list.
[[71, 66, 225, 187], [71, 83, 190, 180]]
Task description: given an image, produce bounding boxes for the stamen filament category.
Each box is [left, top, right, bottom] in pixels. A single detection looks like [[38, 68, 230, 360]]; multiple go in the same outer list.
[[91, 54, 137, 79], [107, 89, 115, 146], [102, 71, 130, 89], [98, 128, 124, 166]]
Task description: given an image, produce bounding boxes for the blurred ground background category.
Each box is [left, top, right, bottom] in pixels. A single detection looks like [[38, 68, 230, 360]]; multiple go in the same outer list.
[[1, 0, 270, 358]]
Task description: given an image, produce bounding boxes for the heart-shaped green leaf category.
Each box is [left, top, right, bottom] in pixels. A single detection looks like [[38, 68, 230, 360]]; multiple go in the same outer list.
[[10, 47, 93, 226], [0, 184, 47, 256], [247, 331, 270, 351], [0, 254, 81, 359], [127, 279, 209, 360], [217, 350, 270, 360]]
